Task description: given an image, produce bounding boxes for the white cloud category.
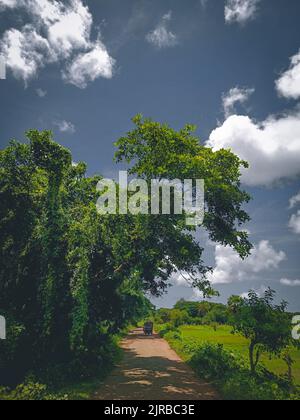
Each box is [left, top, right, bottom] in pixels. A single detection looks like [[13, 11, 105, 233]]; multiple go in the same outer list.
[[44, 0, 92, 57], [0, 0, 115, 87], [280, 278, 300, 287], [289, 210, 300, 235], [55, 120, 76, 134], [0, 54, 5, 79], [0, 26, 52, 84], [62, 41, 115, 89], [222, 86, 254, 118], [225, 0, 260, 24], [146, 11, 178, 49], [207, 110, 300, 187], [172, 272, 205, 301], [173, 241, 285, 287], [172, 271, 189, 286], [288, 192, 300, 235], [192, 289, 204, 299], [0, 0, 19, 8], [289, 191, 300, 209], [36, 88, 47, 97], [206, 240, 286, 285], [276, 50, 300, 100]]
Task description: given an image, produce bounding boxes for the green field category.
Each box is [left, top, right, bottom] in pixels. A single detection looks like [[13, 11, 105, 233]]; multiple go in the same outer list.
[[177, 325, 300, 385]]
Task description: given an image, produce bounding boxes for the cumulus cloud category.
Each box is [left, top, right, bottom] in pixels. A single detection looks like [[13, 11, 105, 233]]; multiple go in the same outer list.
[[276, 50, 300, 100], [288, 192, 300, 235], [62, 41, 115, 89], [206, 240, 286, 285], [225, 0, 260, 24], [207, 110, 300, 187], [55, 120, 76, 134], [222, 86, 254, 118], [280, 278, 300, 287], [0, 26, 52, 84], [44, 0, 92, 56], [0, 0, 115, 87], [0, 0, 19, 8], [146, 11, 178, 49], [289, 210, 300, 235], [289, 191, 300, 209], [173, 241, 285, 288], [0, 54, 5, 79], [36, 88, 47, 97]]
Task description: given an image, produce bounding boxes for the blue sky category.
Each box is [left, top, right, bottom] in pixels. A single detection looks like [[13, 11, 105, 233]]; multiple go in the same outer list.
[[0, 0, 300, 310]]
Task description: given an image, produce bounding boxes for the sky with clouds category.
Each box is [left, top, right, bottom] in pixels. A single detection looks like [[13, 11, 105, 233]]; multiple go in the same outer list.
[[0, 0, 300, 310]]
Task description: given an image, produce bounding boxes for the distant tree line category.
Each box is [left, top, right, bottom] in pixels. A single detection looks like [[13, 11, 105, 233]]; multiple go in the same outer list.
[[155, 300, 230, 327]]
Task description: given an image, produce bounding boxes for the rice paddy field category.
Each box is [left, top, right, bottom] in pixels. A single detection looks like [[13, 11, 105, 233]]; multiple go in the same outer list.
[[177, 325, 300, 385]]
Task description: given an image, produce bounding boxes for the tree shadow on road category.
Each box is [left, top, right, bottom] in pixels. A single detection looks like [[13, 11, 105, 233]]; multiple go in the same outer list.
[[94, 331, 218, 400]]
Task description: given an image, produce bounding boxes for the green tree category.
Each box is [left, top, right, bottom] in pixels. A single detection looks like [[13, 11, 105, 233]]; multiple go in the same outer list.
[[229, 289, 291, 374], [156, 308, 173, 324], [228, 295, 244, 314], [170, 309, 190, 328], [202, 304, 228, 325], [0, 131, 157, 382], [174, 300, 201, 318], [0, 116, 253, 385], [115, 115, 252, 297]]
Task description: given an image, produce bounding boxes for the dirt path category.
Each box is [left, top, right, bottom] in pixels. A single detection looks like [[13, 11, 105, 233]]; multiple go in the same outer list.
[[94, 328, 219, 400]]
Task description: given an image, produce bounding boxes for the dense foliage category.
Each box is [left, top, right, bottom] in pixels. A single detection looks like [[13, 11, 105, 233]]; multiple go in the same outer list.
[[115, 115, 252, 296], [0, 117, 251, 392], [153, 294, 300, 400], [155, 300, 229, 327], [0, 130, 153, 385], [189, 343, 296, 400]]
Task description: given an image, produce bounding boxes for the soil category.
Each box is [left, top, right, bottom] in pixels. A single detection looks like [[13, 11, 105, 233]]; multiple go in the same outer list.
[[94, 328, 219, 400]]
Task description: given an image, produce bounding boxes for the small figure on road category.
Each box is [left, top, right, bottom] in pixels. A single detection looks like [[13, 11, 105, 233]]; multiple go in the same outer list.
[[143, 321, 153, 336]]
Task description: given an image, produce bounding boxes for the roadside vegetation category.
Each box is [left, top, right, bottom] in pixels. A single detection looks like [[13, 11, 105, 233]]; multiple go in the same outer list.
[[0, 117, 252, 399], [153, 290, 300, 400]]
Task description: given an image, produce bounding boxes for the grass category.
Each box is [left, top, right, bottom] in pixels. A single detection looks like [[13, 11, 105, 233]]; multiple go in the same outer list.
[[176, 325, 300, 385], [57, 376, 108, 400]]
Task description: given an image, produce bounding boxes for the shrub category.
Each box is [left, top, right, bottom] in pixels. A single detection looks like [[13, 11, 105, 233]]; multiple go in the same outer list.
[[221, 372, 287, 401], [158, 324, 179, 338], [188, 343, 295, 400], [0, 382, 68, 401], [189, 343, 244, 380], [164, 330, 182, 341]]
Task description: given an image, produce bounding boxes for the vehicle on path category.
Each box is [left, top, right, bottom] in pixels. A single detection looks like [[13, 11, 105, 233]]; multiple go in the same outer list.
[[143, 321, 153, 336]]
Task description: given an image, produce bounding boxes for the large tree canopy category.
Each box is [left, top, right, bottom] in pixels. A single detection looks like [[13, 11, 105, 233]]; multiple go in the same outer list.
[[115, 115, 252, 293]]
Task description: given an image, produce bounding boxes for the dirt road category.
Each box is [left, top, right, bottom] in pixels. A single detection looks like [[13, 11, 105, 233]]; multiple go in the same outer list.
[[94, 328, 219, 400]]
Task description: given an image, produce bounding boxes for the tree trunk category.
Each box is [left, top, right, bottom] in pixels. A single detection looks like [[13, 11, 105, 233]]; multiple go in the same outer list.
[[249, 341, 256, 374]]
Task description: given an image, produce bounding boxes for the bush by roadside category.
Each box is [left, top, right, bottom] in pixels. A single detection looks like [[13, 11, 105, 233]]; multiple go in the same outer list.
[[0, 382, 68, 401], [0, 332, 125, 400], [160, 330, 300, 400]]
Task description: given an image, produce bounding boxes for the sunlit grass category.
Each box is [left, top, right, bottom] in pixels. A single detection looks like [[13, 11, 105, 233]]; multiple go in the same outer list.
[[179, 325, 300, 385]]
